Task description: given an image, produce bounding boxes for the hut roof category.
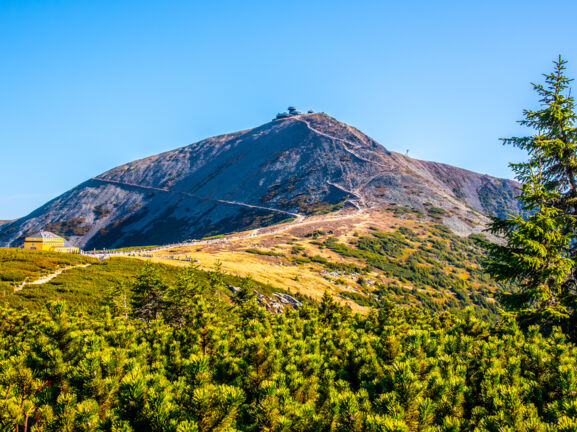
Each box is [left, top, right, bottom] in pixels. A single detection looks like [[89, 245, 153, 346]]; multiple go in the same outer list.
[[26, 231, 64, 240]]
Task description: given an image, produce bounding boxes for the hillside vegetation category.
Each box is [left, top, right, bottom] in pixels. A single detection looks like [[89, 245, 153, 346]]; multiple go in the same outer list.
[[0, 248, 94, 294], [1, 254, 284, 315], [311, 224, 494, 318], [147, 208, 499, 319], [1, 262, 577, 431]]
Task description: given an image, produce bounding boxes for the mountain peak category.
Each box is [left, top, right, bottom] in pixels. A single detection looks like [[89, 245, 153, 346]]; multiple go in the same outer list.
[[0, 113, 521, 249]]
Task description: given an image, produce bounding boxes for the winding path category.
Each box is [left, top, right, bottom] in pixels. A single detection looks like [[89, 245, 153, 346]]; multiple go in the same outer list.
[[92, 177, 302, 220], [292, 116, 394, 209], [14, 264, 92, 292], [293, 117, 391, 170], [89, 208, 364, 258]]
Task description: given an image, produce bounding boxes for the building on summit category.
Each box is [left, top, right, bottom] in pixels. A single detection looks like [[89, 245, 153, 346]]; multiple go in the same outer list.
[[288, 106, 299, 115], [274, 106, 309, 120], [23, 231, 80, 253]]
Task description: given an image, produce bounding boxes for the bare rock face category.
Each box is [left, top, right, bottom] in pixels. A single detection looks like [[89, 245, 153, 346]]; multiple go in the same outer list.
[[273, 293, 303, 308], [0, 113, 521, 249]]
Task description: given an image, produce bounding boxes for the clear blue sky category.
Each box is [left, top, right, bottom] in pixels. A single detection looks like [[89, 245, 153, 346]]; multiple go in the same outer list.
[[1, 0, 576, 220]]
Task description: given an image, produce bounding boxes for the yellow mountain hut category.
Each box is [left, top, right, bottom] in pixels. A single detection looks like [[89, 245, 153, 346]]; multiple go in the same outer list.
[[23, 231, 80, 253]]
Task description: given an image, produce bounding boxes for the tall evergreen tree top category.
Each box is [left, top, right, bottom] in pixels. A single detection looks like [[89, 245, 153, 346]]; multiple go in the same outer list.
[[507, 56, 577, 202]]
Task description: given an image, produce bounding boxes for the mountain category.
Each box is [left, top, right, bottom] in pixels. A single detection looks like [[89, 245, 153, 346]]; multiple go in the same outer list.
[[0, 111, 521, 249]]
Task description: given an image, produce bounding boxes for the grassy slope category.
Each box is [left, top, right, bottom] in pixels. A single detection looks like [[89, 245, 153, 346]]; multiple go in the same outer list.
[[1, 206, 499, 319], [320, 223, 497, 319], [0, 248, 95, 293], [1, 253, 284, 314], [3, 257, 159, 313], [146, 206, 499, 319]]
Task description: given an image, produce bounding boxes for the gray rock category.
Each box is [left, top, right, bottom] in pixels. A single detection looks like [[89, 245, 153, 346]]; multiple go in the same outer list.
[[226, 285, 241, 294], [273, 293, 303, 308], [0, 113, 522, 249]]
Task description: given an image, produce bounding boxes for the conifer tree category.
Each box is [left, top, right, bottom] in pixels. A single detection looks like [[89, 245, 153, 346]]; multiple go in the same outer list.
[[130, 262, 168, 323], [104, 281, 131, 319], [165, 264, 204, 327], [486, 56, 577, 334]]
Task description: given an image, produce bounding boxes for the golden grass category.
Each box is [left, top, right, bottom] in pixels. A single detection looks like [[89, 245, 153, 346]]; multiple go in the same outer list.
[[148, 251, 368, 313], [138, 208, 409, 314], [123, 206, 491, 316]]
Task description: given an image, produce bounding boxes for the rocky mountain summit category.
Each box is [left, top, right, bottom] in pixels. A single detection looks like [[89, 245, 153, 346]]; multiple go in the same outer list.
[[0, 111, 522, 249]]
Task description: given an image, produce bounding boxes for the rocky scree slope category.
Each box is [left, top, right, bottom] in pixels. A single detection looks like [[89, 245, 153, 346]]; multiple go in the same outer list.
[[0, 113, 522, 249]]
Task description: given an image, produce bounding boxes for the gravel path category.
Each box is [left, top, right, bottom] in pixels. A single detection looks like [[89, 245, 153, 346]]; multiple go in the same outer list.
[[13, 263, 92, 292]]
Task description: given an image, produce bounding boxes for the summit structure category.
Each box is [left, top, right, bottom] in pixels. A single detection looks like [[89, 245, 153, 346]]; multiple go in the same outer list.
[[275, 106, 307, 119]]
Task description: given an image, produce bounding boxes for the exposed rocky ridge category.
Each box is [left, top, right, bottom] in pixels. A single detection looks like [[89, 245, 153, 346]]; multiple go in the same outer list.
[[0, 112, 521, 249]]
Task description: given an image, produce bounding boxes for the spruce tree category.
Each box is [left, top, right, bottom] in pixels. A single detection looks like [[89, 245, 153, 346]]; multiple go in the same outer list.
[[486, 56, 577, 334]]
